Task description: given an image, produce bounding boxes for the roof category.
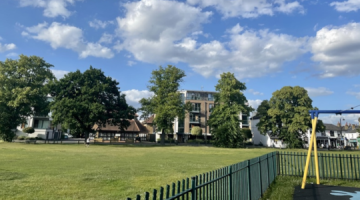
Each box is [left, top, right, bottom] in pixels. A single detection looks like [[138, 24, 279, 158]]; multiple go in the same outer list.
[[324, 123, 342, 131], [94, 119, 149, 133], [143, 115, 155, 124]]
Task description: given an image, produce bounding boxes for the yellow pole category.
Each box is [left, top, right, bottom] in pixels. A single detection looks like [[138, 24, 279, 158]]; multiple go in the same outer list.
[[301, 117, 317, 189], [313, 117, 320, 184]]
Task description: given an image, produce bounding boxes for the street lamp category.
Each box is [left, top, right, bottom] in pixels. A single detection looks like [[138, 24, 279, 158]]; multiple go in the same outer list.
[[339, 118, 345, 149]]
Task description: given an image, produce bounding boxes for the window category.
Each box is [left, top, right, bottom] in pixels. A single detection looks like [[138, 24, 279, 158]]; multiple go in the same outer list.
[[321, 132, 326, 136], [34, 119, 50, 129], [330, 131, 334, 137], [192, 103, 201, 111], [209, 104, 214, 112]]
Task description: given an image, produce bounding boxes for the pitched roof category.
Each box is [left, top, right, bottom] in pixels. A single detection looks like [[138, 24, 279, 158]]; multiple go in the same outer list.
[[93, 119, 149, 133], [143, 115, 155, 124], [324, 123, 342, 131]]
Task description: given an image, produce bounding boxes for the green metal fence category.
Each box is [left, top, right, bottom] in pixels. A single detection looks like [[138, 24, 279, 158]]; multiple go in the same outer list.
[[278, 152, 360, 180], [127, 152, 277, 200]]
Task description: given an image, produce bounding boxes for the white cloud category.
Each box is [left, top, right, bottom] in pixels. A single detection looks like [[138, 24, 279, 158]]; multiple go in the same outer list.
[[247, 89, 264, 95], [313, 23, 318, 31], [305, 87, 334, 97], [19, 0, 79, 18], [248, 99, 263, 110], [0, 42, 16, 53], [98, 33, 113, 44], [51, 69, 70, 79], [330, 0, 360, 12], [115, 1, 308, 79], [89, 19, 114, 29], [127, 61, 136, 66], [186, 0, 304, 18], [347, 91, 360, 100], [6, 52, 18, 58], [311, 22, 360, 78], [22, 22, 114, 59], [122, 89, 154, 109]]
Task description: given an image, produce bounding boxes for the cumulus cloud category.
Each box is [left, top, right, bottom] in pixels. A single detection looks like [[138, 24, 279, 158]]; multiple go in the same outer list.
[[311, 22, 360, 78], [89, 19, 114, 29], [98, 33, 113, 44], [248, 99, 263, 110], [305, 87, 334, 97], [127, 61, 136, 66], [6, 52, 18, 58], [186, 0, 304, 18], [51, 69, 70, 79], [115, 0, 308, 79], [319, 114, 360, 125], [330, 0, 360, 12], [247, 89, 264, 95], [19, 0, 79, 18], [122, 89, 154, 109], [347, 91, 360, 100], [0, 42, 16, 53], [22, 22, 114, 59]]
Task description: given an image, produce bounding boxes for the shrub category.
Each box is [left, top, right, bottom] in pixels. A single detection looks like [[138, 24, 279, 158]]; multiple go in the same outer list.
[[22, 127, 35, 134], [191, 127, 202, 136], [35, 137, 43, 140], [18, 136, 26, 140], [25, 137, 36, 140], [245, 141, 253, 146]]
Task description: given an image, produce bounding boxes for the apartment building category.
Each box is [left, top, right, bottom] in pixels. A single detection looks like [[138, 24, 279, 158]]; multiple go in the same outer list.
[[173, 90, 249, 142]]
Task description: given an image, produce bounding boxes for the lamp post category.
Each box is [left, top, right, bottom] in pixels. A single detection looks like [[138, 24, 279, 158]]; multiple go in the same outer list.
[[340, 118, 345, 149]]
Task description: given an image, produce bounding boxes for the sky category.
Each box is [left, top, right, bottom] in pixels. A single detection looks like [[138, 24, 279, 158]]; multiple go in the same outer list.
[[1, 0, 360, 125]]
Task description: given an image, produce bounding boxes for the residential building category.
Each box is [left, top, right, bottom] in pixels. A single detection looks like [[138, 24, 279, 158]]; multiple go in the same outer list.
[[15, 96, 62, 139], [173, 90, 249, 143], [250, 116, 287, 148]]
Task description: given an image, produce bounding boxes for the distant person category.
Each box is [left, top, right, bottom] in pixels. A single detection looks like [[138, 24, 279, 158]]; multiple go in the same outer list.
[[86, 137, 90, 147], [321, 143, 324, 148]]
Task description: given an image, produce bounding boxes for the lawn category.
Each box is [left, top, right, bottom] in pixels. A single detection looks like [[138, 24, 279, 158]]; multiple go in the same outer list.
[[0, 143, 276, 200], [261, 176, 360, 200]]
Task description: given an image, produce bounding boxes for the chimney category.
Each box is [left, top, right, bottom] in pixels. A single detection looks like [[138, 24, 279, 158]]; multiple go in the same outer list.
[[337, 122, 341, 127], [344, 123, 349, 131], [352, 124, 356, 130]]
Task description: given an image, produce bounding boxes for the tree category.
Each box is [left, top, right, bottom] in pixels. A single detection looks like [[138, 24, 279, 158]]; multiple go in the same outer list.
[[22, 127, 35, 134], [207, 72, 253, 148], [138, 65, 191, 145], [256, 86, 325, 148], [0, 55, 54, 141], [49, 66, 136, 141], [241, 128, 252, 140], [191, 126, 202, 138]]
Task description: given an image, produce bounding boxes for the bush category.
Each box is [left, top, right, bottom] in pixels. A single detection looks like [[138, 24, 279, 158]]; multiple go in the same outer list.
[[18, 136, 26, 140], [191, 126, 202, 136], [22, 127, 35, 134], [245, 142, 253, 146], [35, 137, 43, 140]]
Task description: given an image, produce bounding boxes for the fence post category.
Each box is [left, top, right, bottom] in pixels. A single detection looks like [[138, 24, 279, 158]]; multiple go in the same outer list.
[[340, 154, 343, 179], [248, 160, 252, 200], [191, 176, 196, 200], [259, 157, 262, 196], [267, 154, 270, 187], [229, 165, 232, 200], [277, 151, 280, 175]]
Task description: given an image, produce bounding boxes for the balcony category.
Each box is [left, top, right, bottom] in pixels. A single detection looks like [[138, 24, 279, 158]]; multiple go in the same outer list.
[[191, 108, 201, 113], [189, 119, 200, 123], [186, 97, 214, 101]]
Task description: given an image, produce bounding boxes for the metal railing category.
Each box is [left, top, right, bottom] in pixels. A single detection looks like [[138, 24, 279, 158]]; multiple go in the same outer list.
[[127, 152, 277, 200]]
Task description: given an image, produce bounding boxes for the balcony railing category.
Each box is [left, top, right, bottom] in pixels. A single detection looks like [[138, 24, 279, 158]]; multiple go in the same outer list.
[[191, 108, 201, 112], [189, 119, 200, 123], [186, 97, 214, 101]]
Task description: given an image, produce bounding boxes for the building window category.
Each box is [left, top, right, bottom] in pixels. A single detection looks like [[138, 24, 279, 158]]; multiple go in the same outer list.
[[330, 131, 334, 137], [209, 104, 214, 112], [321, 132, 326, 136], [192, 103, 201, 111], [34, 119, 50, 129]]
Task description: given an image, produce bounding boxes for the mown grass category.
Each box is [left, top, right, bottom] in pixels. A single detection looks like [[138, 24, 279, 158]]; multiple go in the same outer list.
[[261, 175, 360, 200], [0, 143, 278, 200]]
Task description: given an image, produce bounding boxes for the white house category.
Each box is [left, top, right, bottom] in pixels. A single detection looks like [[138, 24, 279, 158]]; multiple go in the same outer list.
[[15, 96, 63, 139], [250, 116, 287, 148]]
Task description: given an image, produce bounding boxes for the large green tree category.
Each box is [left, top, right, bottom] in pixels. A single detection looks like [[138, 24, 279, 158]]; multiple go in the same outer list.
[[207, 72, 253, 148], [0, 55, 54, 141], [256, 86, 325, 148], [49, 66, 135, 141], [138, 65, 191, 145]]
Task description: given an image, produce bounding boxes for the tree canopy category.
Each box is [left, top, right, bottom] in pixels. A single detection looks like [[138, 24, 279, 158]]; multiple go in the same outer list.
[[0, 55, 54, 141], [49, 66, 135, 139], [138, 65, 191, 145], [207, 72, 253, 148], [191, 126, 202, 136], [256, 86, 325, 148]]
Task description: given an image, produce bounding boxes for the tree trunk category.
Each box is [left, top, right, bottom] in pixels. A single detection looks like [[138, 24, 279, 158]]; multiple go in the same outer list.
[[161, 129, 165, 145]]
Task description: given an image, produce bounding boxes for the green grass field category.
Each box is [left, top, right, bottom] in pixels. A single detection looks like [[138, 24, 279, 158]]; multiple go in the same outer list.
[[0, 143, 277, 200]]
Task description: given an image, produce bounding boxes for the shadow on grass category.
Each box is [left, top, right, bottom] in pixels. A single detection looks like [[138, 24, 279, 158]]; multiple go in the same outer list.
[[0, 170, 27, 181]]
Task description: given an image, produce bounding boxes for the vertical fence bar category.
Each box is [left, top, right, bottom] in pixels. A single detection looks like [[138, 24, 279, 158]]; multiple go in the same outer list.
[[159, 187, 164, 200], [186, 178, 189, 200], [153, 189, 157, 200], [229, 166, 232, 200], [336, 154, 339, 179], [177, 181, 181, 200], [248, 160, 251, 200], [182, 180, 185, 200], [199, 175, 202, 200], [145, 192, 150, 200], [340, 154, 343, 179], [206, 173, 209, 200], [136, 195, 141, 200], [191, 177, 196, 200], [357, 155, 360, 180], [296, 152, 300, 176], [350, 155, 354, 180], [347, 155, 350, 180]]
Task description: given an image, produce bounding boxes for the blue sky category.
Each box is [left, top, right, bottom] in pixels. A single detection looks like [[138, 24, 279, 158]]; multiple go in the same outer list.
[[1, 0, 360, 124]]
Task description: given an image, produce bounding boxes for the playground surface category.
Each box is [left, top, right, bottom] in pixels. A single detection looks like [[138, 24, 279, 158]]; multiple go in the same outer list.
[[293, 184, 360, 200]]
